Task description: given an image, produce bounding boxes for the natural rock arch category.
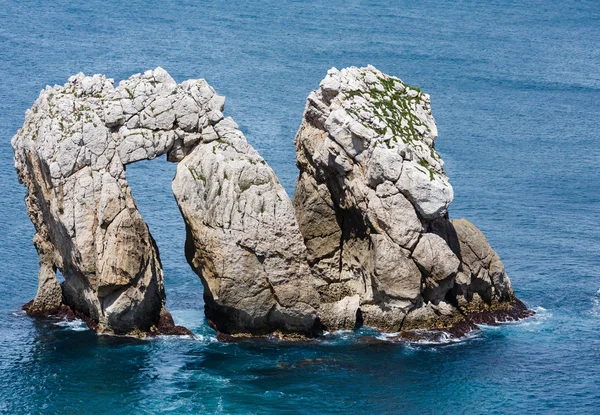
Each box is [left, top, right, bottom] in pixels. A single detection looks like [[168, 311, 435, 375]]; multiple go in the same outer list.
[[12, 68, 317, 336], [12, 66, 530, 339]]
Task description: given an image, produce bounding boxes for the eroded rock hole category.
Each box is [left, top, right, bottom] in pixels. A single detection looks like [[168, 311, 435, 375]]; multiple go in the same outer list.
[[125, 156, 204, 328]]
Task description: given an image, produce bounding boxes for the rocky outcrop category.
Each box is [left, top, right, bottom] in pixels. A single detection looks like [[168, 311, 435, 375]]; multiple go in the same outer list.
[[13, 65, 530, 339], [172, 113, 319, 336], [11, 67, 221, 335], [13, 67, 318, 337], [293, 66, 530, 333]]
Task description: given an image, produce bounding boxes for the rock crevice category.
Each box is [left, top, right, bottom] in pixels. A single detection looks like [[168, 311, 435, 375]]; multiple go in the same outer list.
[[172, 113, 319, 335]]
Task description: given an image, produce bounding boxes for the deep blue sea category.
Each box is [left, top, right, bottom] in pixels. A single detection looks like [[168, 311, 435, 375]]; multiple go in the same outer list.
[[1, 0, 599, 413]]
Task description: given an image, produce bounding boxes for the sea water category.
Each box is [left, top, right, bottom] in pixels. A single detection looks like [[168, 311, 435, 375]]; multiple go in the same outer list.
[[0, 0, 599, 413]]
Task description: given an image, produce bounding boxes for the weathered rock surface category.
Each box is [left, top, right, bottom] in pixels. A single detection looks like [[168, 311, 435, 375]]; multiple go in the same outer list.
[[293, 65, 530, 333], [172, 113, 319, 336], [13, 67, 318, 337], [11, 67, 222, 335], [13, 65, 530, 339]]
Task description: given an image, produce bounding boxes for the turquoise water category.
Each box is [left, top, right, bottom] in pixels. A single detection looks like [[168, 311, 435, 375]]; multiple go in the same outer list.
[[1, 0, 599, 413]]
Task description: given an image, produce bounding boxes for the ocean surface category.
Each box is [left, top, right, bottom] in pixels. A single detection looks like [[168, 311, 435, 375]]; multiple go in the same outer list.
[[1, 0, 599, 413]]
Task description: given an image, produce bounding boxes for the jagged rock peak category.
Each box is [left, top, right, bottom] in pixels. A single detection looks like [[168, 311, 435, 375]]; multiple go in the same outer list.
[[305, 65, 453, 219], [293, 65, 530, 334]]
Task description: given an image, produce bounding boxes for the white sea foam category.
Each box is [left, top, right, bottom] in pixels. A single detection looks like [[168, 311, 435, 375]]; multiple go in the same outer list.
[[192, 333, 218, 344], [315, 329, 358, 345], [403, 333, 482, 352], [590, 289, 600, 317], [375, 332, 399, 340], [149, 333, 196, 341], [53, 319, 89, 332], [323, 329, 349, 335], [477, 324, 502, 330], [492, 306, 551, 335], [524, 306, 551, 324], [374, 329, 480, 346], [414, 330, 479, 346], [321, 329, 354, 338]]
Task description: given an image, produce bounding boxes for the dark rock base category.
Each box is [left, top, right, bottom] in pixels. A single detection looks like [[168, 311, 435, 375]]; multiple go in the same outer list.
[[207, 318, 317, 343], [148, 309, 193, 337], [23, 298, 532, 343], [23, 300, 99, 332], [398, 298, 534, 343], [22, 300, 192, 337]]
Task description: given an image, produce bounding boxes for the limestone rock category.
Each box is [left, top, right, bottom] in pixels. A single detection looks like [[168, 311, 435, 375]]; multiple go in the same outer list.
[[172, 115, 319, 335], [450, 218, 514, 305], [27, 235, 63, 315], [13, 65, 528, 339], [11, 67, 223, 334], [315, 295, 360, 331], [413, 233, 460, 281], [372, 234, 421, 300], [293, 66, 525, 333]]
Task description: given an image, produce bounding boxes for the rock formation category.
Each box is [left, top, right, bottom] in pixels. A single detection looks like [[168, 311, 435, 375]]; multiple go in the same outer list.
[[172, 112, 319, 336], [11, 67, 222, 335], [293, 66, 530, 333], [13, 65, 530, 339], [12, 67, 319, 337]]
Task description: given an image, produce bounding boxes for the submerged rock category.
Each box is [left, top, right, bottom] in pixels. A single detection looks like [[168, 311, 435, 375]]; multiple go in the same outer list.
[[293, 65, 531, 333]]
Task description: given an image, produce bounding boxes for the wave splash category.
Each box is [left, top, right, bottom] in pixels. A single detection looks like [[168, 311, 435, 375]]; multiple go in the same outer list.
[[53, 318, 89, 332]]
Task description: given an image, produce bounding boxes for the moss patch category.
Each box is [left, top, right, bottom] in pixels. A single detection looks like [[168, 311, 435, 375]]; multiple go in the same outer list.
[[343, 72, 442, 180]]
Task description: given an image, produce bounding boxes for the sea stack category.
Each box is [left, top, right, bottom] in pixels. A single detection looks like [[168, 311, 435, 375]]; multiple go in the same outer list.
[[293, 66, 531, 334], [12, 66, 530, 339]]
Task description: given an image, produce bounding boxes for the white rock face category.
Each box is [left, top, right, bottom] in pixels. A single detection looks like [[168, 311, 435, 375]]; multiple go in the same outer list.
[[13, 65, 525, 338], [13, 67, 319, 336], [11, 68, 235, 334], [413, 233, 460, 281], [293, 66, 518, 331], [172, 115, 319, 335]]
